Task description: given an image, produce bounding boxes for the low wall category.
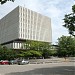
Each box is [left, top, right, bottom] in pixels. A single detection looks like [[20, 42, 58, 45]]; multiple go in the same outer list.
[[29, 57, 75, 64]]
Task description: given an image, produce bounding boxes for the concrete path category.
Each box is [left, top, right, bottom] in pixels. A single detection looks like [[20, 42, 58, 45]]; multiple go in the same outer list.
[[0, 62, 75, 75]]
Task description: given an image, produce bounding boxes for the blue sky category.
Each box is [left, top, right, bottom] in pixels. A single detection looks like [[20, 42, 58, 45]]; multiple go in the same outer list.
[[0, 0, 75, 44]]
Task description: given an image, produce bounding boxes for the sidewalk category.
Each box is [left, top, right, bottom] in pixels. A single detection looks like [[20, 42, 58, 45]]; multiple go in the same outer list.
[[29, 57, 75, 64]]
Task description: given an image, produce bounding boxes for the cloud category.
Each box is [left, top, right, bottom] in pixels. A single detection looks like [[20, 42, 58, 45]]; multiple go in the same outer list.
[[23, 0, 40, 11], [41, 0, 74, 44], [0, 0, 75, 44], [46, 5, 61, 18]]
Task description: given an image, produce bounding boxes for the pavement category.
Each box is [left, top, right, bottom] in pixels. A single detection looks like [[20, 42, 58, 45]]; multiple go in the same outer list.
[[0, 62, 75, 75]]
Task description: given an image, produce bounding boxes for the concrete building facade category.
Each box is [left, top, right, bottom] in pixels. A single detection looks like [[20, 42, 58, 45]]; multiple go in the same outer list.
[[0, 6, 52, 49]]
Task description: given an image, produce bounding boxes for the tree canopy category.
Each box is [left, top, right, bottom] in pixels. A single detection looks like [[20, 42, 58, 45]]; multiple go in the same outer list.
[[57, 36, 75, 57], [21, 40, 52, 58], [18, 50, 42, 59], [63, 5, 75, 37], [0, 0, 14, 4], [0, 46, 17, 60]]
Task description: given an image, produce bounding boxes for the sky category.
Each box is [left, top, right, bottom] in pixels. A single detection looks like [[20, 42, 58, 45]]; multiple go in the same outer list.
[[0, 0, 75, 44]]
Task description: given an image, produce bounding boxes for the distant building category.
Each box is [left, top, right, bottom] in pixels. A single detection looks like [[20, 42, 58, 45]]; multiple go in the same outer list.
[[51, 45, 58, 51], [0, 6, 52, 49]]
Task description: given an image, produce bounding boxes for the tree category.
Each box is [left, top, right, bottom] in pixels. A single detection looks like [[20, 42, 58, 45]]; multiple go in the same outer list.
[[30, 41, 39, 50], [28, 50, 42, 58], [0, 46, 17, 60], [0, 0, 14, 4], [18, 50, 42, 59], [22, 40, 51, 51], [63, 5, 75, 37], [21, 40, 31, 50], [21, 40, 52, 58], [57, 36, 75, 57]]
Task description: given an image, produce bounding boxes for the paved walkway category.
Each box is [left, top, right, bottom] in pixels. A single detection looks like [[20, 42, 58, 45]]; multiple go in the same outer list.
[[0, 62, 75, 75]]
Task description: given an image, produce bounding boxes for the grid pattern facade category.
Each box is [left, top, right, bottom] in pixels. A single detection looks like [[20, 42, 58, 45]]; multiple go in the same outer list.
[[0, 6, 52, 49], [19, 6, 51, 42]]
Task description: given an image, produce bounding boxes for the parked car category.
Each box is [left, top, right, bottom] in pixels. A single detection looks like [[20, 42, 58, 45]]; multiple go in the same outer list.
[[9, 60, 18, 65], [17, 59, 29, 65], [0, 60, 9, 65]]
